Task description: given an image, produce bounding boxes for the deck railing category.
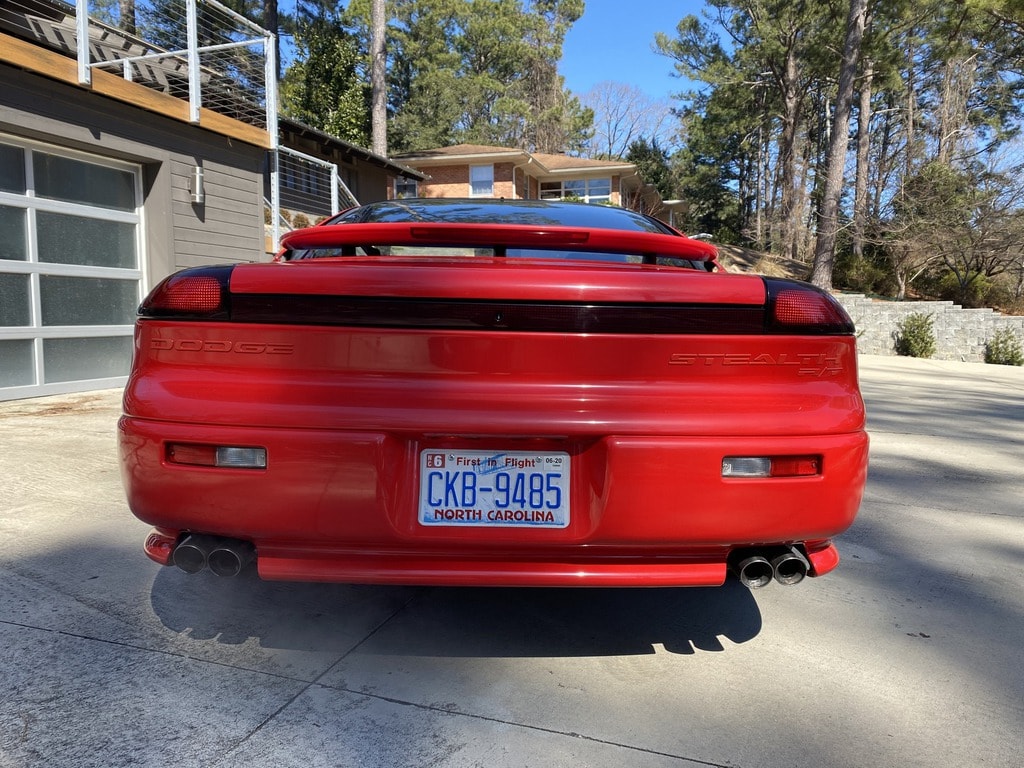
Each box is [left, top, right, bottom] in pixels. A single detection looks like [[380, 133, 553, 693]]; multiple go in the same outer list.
[[2, 0, 277, 141]]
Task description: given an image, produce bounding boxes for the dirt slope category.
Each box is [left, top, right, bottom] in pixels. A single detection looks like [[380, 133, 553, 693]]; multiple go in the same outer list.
[[714, 243, 809, 281]]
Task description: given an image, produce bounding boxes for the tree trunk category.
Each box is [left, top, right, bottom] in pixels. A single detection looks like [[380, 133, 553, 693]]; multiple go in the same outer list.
[[777, 48, 802, 262], [119, 0, 136, 35], [852, 58, 873, 261], [873, 90, 897, 221], [262, 1, 279, 80], [370, 0, 388, 157], [904, 36, 918, 180], [811, 0, 869, 290]]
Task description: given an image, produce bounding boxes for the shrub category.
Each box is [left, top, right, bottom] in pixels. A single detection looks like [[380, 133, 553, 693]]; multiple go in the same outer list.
[[834, 252, 894, 296], [894, 312, 936, 358], [985, 328, 1024, 366]]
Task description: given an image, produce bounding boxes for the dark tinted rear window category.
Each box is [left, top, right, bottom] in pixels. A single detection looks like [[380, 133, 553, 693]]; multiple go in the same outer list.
[[331, 198, 674, 234]]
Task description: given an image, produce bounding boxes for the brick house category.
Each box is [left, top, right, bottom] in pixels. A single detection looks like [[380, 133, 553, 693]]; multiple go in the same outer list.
[[391, 144, 675, 220]]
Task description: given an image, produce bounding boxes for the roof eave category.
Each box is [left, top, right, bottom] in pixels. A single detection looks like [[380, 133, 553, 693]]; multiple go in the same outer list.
[[396, 150, 531, 166], [279, 118, 426, 180]]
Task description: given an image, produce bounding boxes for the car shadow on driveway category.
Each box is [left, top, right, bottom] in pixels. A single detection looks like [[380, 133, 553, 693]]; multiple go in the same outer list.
[[149, 568, 762, 657]]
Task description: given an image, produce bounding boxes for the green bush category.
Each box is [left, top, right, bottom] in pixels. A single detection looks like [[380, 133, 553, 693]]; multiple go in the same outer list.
[[835, 254, 895, 296], [985, 328, 1024, 366], [931, 271, 997, 308], [894, 312, 936, 358]]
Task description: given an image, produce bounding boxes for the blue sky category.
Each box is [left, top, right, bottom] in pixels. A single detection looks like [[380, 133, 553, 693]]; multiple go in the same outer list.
[[279, 1, 706, 102], [559, 0, 706, 100]]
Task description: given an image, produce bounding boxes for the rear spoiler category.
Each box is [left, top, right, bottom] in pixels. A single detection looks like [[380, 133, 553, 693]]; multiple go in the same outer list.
[[280, 223, 719, 261]]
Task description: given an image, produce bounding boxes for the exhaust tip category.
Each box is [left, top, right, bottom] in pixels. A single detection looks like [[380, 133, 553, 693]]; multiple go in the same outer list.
[[771, 547, 810, 585], [735, 555, 774, 589], [207, 540, 256, 578], [171, 534, 213, 574]]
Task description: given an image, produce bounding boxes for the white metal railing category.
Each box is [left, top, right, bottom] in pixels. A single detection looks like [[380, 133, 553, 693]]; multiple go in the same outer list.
[[2, 0, 276, 139], [271, 147, 359, 249]]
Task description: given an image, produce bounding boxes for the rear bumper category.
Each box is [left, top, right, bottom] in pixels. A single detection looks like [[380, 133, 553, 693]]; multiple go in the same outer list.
[[142, 529, 843, 587], [121, 416, 867, 586]]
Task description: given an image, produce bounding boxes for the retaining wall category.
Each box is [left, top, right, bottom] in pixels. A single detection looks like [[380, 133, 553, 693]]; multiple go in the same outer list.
[[834, 293, 1024, 362]]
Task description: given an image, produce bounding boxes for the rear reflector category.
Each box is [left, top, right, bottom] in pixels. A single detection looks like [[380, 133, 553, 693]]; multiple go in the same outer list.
[[167, 443, 267, 469], [722, 456, 821, 478]]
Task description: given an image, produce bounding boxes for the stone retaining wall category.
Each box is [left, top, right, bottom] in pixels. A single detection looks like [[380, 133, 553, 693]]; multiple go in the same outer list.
[[834, 293, 1024, 362]]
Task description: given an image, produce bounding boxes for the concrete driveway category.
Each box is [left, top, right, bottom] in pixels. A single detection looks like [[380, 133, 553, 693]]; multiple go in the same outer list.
[[1, 355, 1021, 767]]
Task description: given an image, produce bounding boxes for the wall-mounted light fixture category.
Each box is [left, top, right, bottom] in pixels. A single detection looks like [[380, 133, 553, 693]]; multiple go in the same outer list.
[[189, 165, 205, 205]]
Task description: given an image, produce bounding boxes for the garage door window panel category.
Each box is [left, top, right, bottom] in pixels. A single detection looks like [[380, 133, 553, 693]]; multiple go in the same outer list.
[[0, 273, 31, 326], [0, 143, 26, 193], [40, 276, 139, 326], [33, 153, 135, 212], [0, 340, 34, 387], [43, 336, 134, 383], [37, 211, 137, 269], [0, 205, 27, 261]]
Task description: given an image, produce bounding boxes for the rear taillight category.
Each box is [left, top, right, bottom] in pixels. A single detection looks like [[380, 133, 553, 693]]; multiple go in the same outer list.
[[722, 456, 822, 478], [139, 266, 233, 319], [763, 278, 854, 335], [167, 443, 267, 469]]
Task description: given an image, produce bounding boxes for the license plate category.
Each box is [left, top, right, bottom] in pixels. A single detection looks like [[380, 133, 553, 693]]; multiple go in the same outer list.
[[418, 450, 570, 528]]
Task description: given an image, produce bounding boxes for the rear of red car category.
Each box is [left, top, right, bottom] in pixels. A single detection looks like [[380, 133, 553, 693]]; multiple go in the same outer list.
[[119, 202, 867, 588]]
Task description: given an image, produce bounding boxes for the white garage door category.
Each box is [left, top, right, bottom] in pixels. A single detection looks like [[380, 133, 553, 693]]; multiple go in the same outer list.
[[0, 136, 143, 401]]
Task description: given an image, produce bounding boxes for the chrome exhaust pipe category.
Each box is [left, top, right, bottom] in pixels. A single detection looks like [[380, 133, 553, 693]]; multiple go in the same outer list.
[[771, 546, 810, 586], [734, 554, 774, 589], [207, 539, 256, 578], [171, 534, 219, 574]]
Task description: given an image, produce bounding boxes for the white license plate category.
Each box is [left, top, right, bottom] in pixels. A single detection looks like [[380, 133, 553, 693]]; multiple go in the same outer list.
[[418, 450, 570, 528]]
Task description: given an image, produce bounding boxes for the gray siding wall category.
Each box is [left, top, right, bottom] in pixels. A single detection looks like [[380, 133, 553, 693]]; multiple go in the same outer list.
[[1, 65, 267, 287]]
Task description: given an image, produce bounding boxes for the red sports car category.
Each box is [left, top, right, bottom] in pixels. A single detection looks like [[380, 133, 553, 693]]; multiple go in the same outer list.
[[119, 199, 868, 589]]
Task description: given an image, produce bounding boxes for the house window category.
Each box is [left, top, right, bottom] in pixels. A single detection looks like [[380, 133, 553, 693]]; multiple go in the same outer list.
[[0, 136, 141, 399], [540, 178, 611, 204], [470, 165, 494, 197], [395, 177, 418, 199]]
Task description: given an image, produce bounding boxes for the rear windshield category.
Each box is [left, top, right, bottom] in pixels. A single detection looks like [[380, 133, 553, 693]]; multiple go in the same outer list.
[[282, 199, 713, 268], [330, 199, 674, 233]]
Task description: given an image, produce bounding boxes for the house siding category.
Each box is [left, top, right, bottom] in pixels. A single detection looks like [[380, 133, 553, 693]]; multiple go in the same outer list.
[[1, 65, 266, 284], [493, 162, 515, 198], [420, 163, 470, 197], [413, 160, 520, 199]]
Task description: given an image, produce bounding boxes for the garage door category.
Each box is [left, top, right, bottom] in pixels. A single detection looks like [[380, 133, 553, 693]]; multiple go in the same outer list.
[[0, 137, 142, 401]]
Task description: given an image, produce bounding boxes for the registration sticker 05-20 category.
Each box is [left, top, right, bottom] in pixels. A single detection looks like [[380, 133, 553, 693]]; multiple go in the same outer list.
[[418, 450, 570, 528]]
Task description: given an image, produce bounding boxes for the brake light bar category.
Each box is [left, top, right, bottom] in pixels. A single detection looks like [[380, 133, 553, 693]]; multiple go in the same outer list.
[[409, 225, 591, 245]]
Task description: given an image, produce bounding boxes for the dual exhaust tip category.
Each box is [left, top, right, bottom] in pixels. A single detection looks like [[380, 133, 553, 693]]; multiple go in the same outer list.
[[732, 546, 810, 588], [172, 534, 255, 578]]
